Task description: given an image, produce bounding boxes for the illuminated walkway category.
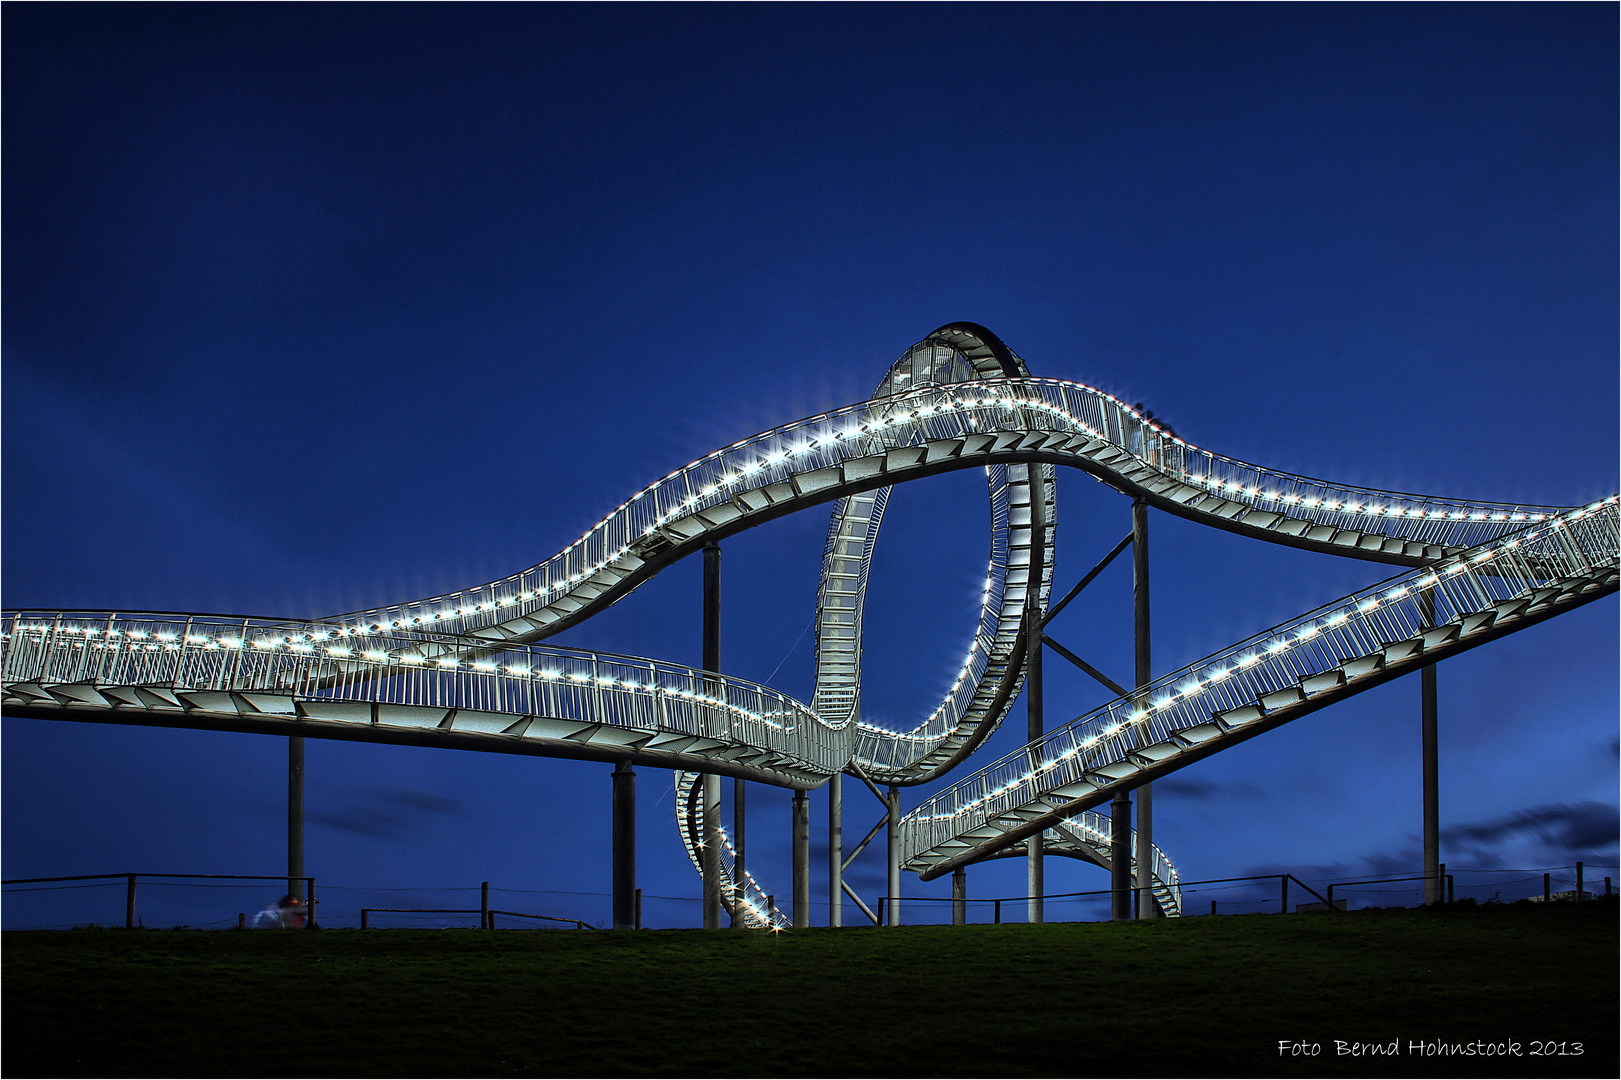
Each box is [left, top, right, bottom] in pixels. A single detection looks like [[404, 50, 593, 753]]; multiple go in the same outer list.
[[4, 325, 1614, 928]]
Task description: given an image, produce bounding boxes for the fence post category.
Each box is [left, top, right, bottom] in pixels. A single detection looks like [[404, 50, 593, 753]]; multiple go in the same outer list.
[[306, 878, 318, 929], [238, 912, 246, 930], [1210, 900, 1216, 916], [994, 899, 1001, 924], [1605, 877, 1612, 898], [126, 875, 137, 930], [1446, 874, 1454, 903], [635, 888, 643, 930], [1576, 862, 1584, 901], [361, 909, 370, 929], [482, 882, 490, 929], [1280, 874, 1288, 915], [1543, 873, 1551, 901]]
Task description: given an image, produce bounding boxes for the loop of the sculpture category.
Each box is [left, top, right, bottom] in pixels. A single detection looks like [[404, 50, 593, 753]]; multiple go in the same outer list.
[[813, 324, 1056, 786]]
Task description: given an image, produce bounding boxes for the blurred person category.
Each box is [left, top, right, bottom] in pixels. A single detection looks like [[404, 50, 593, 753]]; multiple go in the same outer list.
[[253, 894, 306, 928]]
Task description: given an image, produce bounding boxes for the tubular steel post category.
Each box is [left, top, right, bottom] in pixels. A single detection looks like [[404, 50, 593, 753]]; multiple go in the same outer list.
[[306, 877, 318, 929], [952, 868, 967, 926], [1544, 873, 1551, 901], [1576, 862, 1584, 901], [1420, 589, 1439, 905], [701, 540, 724, 930], [612, 759, 636, 930], [125, 874, 137, 930], [1111, 790, 1132, 920], [288, 736, 305, 900], [1132, 495, 1154, 919], [886, 785, 901, 926], [482, 881, 490, 930], [634, 888, 643, 930], [1280, 875, 1289, 915], [1437, 862, 1446, 907], [828, 772, 843, 927], [1026, 467, 1046, 925], [793, 789, 810, 927]]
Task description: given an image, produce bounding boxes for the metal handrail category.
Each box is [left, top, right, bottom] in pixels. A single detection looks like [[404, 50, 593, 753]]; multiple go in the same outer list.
[[0, 613, 847, 781]]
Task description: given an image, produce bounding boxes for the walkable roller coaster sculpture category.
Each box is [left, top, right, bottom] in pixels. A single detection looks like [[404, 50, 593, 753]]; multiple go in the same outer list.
[[5, 325, 1616, 928]]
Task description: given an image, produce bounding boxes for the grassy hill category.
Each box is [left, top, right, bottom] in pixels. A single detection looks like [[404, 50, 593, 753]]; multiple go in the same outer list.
[[4, 899, 1614, 1078]]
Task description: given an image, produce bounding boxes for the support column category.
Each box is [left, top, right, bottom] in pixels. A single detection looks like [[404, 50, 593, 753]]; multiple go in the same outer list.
[[952, 868, 967, 926], [1121, 496, 1147, 914], [828, 772, 843, 927], [612, 760, 636, 930], [288, 736, 305, 900], [1420, 589, 1439, 905], [731, 776, 747, 928], [701, 540, 724, 929], [1026, 464, 1047, 924], [886, 785, 901, 926], [1110, 790, 1132, 920], [792, 789, 810, 927]]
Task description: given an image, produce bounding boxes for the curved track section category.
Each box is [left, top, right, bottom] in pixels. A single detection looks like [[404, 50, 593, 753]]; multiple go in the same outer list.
[[816, 324, 1055, 786], [319, 363, 1561, 659], [674, 771, 791, 929], [899, 497, 1620, 880], [0, 614, 844, 787], [980, 817, 1183, 918]]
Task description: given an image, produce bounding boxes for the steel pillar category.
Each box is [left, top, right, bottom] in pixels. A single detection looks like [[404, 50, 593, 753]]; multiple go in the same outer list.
[[792, 789, 810, 927], [1110, 790, 1132, 919], [886, 785, 901, 926], [701, 540, 724, 929], [612, 760, 636, 929], [1026, 464, 1047, 924], [828, 772, 843, 927], [731, 776, 747, 928], [288, 736, 305, 900], [1131, 495, 1153, 918], [952, 868, 967, 926], [1420, 589, 1439, 905]]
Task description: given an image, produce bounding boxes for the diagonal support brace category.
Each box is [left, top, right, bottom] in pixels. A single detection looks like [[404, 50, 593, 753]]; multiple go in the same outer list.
[[1042, 633, 1131, 698]]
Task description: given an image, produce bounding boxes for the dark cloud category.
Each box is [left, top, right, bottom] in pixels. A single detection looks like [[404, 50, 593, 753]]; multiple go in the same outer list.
[[1442, 802, 1619, 861], [1154, 777, 1265, 800], [1237, 803, 1621, 888], [311, 787, 468, 840]]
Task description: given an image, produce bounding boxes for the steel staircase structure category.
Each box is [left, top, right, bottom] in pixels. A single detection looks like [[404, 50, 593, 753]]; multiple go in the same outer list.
[[4, 323, 1613, 925]]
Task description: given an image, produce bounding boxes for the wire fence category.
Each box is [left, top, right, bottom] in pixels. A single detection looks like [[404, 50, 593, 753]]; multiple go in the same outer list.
[[4, 863, 1614, 930]]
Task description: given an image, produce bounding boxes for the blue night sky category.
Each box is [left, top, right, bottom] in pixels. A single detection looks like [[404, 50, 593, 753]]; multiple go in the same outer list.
[[4, 3, 1616, 929]]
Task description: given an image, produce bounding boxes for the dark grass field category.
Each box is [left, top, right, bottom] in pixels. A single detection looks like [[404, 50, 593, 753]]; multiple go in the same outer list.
[[4, 900, 1614, 1078]]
